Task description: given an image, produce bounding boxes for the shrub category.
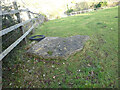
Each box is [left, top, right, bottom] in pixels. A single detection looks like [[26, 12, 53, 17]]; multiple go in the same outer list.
[[101, 2, 107, 7], [75, 2, 89, 11], [94, 2, 107, 8], [67, 8, 74, 14]]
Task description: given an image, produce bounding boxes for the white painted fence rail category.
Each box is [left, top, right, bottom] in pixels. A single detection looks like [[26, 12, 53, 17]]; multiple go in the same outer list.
[[0, 9, 28, 16], [0, 2, 45, 61], [0, 25, 34, 61], [0, 18, 37, 37]]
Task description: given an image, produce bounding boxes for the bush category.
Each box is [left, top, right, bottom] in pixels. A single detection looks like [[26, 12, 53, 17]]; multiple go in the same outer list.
[[101, 2, 107, 7], [67, 8, 74, 14], [94, 2, 107, 8], [75, 2, 89, 11]]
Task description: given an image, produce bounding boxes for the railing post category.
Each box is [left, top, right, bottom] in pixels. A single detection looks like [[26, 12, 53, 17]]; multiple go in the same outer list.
[[0, 3, 2, 89], [13, 1, 27, 44], [27, 9, 34, 34]]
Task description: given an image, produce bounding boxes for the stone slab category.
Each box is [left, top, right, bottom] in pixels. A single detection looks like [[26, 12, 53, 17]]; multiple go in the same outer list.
[[27, 35, 90, 60]]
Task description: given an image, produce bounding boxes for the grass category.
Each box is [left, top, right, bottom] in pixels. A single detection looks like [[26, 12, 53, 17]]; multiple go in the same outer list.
[[3, 6, 118, 88], [47, 51, 53, 55]]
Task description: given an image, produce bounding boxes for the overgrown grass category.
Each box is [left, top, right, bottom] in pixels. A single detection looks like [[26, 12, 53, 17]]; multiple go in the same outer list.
[[3, 6, 118, 88]]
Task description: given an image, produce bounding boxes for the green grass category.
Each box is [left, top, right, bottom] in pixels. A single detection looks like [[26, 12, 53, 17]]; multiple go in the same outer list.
[[3, 6, 118, 88]]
